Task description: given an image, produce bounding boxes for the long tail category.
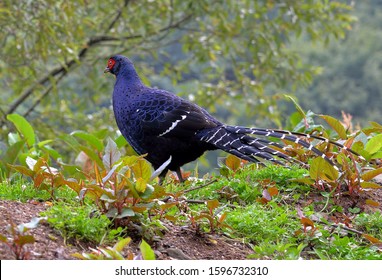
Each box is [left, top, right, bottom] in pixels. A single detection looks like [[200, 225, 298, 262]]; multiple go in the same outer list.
[[198, 125, 363, 169]]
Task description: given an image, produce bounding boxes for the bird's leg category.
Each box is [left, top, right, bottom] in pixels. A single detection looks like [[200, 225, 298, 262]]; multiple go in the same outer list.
[[175, 168, 184, 183]]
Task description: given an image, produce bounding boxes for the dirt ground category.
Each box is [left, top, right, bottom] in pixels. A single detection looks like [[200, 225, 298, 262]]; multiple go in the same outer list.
[[0, 199, 253, 260]]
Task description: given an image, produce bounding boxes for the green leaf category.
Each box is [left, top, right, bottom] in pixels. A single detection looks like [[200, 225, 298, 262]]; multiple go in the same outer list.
[[71, 131, 104, 152], [309, 157, 338, 182], [371, 151, 382, 160], [360, 182, 381, 189], [0, 234, 7, 243], [365, 134, 382, 154], [361, 168, 382, 181], [7, 114, 36, 147], [115, 134, 128, 149], [140, 239, 156, 260], [8, 164, 34, 177], [113, 237, 132, 252], [135, 177, 147, 193], [132, 159, 152, 181], [319, 115, 347, 140], [140, 184, 154, 199], [116, 208, 135, 219], [285, 95, 306, 119], [16, 235, 35, 246], [2, 140, 26, 172]]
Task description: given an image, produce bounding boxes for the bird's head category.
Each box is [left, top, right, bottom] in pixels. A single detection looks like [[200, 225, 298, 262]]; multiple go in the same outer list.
[[104, 55, 134, 76]]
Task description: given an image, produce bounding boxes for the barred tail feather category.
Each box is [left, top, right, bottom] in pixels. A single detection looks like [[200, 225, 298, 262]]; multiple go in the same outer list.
[[198, 125, 366, 170], [198, 126, 309, 167], [248, 127, 365, 161], [225, 125, 338, 167]]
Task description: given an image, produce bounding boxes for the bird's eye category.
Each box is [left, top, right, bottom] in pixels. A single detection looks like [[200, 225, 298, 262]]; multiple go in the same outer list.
[[108, 58, 116, 69]]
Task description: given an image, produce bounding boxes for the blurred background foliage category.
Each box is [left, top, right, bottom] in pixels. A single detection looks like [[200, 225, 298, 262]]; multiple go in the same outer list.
[[0, 0, 380, 172]]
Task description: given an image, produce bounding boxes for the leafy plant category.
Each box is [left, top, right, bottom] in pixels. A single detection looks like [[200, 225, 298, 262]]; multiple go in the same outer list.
[[283, 98, 382, 197], [0, 217, 46, 260], [72, 238, 155, 260], [1, 114, 62, 178], [73, 137, 170, 226], [41, 202, 124, 244], [186, 199, 231, 233]]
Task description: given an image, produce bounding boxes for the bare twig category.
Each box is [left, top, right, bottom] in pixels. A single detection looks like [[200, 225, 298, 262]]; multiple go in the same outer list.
[[184, 179, 218, 194], [23, 72, 66, 118], [186, 199, 237, 209], [107, 0, 130, 31], [312, 218, 365, 236]]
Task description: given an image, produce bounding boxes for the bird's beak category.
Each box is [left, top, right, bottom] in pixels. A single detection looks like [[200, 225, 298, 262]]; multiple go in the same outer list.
[[104, 67, 110, 73]]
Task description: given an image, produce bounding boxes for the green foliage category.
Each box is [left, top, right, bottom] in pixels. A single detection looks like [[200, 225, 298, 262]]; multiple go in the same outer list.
[[0, 0, 356, 143], [226, 202, 300, 243], [312, 234, 382, 260], [0, 114, 61, 178], [0, 179, 77, 202], [41, 202, 124, 244], [72, 237, 156, 260], [185, 199, 231, 233], [354, 212, 382, 239], [0, 217, 46, 260], [292, 1, 382, 124], [6, 114, 36, 147]]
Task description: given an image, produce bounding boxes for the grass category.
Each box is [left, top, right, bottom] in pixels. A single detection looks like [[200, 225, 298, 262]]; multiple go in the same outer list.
[[40, 202, 125, 245], [1, 164, 382, 260], [0, 177, 77, 202]]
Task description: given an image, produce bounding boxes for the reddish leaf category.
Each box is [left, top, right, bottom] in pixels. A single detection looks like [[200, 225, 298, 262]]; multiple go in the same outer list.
[[218, 212, 228, 223], [268, 187, 279, 197], [256, 197, 269, 204], [301, 217, 315, 229], [225, 154, 241, 171], [10, 165, 34, 177], [195, 213, 214, 224], [164, 215, 177, 222], [33, 173, 45, 187], [362, 234, 382, 244], [206, 199, 219, 212]]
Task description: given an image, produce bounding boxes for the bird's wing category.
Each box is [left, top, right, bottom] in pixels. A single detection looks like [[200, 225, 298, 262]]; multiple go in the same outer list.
[[138, 91, 219, 139]]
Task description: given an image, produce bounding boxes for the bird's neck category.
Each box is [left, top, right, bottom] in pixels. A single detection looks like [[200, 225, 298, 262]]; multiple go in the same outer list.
[[115, 68, 144, 89]]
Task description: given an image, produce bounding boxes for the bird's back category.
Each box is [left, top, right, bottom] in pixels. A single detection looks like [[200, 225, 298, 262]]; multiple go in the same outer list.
[[112, 84, 219, 171]]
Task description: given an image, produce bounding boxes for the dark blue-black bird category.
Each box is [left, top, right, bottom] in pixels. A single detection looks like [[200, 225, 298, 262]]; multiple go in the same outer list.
[[104, 55, 354, 181]]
